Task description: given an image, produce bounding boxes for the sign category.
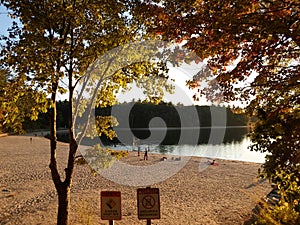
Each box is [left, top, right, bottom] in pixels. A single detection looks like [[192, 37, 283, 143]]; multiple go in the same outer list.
[[137, 188, 160, 220], [101, 191, 121, 220]]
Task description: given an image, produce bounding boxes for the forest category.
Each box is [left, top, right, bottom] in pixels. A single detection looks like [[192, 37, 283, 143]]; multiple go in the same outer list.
[[23, 100, 248, 132]]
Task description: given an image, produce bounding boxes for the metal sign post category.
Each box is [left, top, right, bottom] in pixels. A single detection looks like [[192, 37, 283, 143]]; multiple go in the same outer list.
[[101, 191, 122, 223], [137, 187, 160, 224]]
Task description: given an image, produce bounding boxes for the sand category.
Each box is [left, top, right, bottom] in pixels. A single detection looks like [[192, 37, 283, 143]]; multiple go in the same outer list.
[[0, 135, 271, 225]]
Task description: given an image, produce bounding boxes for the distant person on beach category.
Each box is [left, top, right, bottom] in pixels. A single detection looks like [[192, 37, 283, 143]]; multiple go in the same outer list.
[[144, 148, 148, 160], [207, 159, 219, 166], [207, 159, 215, 165], [30, 137, 32, 143]]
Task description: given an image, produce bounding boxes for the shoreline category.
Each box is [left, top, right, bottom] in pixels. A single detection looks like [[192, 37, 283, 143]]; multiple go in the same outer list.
[[18, 131, 266, 164]]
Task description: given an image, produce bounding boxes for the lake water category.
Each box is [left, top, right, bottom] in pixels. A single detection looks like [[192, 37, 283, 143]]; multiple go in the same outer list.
[[103, 136, 266, 163], [72, 127, 267, 163]]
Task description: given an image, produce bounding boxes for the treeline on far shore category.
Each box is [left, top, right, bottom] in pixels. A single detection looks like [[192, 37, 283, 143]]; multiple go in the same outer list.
[[23, 100, 69, 132], [24, 100, 248, 132], [25, 100, 249, 131], [96, 102, 248, 129]]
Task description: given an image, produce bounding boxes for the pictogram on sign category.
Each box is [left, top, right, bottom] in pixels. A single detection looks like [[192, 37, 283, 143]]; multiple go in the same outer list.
[[137, 187, 160, 220], [101, 191, 121, 220]]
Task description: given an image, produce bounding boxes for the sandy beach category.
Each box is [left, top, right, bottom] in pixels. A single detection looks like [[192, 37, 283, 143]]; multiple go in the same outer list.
[[0, 135, 271, 225]]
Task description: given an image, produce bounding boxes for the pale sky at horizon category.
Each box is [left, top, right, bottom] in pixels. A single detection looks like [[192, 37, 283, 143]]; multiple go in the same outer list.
[[115, 62, 211, 106]]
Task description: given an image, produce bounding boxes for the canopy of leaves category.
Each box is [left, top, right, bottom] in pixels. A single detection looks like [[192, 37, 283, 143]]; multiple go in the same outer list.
[[0, 0, 173, 135], [0, 0, 137, 93], [143, 0, 299, 100], [0, 68, 47, 133]]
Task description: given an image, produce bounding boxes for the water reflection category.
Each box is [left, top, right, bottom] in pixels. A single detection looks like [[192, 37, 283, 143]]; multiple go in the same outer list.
[[109, 126, 249, 146], [147, 137, 266, 163], [56, 127, 249, 148]]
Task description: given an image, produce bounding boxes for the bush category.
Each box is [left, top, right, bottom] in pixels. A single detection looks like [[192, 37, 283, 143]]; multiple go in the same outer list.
[[254, 166, 300, 225]]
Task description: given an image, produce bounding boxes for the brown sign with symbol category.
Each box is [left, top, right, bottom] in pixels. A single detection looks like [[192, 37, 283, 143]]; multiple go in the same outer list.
[[137, 188, 160, 220], [101, 191, 121, 220]]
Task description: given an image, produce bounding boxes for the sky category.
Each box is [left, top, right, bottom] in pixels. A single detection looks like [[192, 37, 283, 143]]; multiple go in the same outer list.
[[0, 4, 206, 105], [116, 63, 209, 106], [0, 5, 220, 106], [0, 5, 12, 37]]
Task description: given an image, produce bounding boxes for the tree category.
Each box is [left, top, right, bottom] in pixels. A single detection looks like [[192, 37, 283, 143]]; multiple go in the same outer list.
[[0, 1, 171, 224], [141, 0, 299, 223], [0, 69, 9, 132], [143, 0, 299, 100], [0, 68, 47, 133]]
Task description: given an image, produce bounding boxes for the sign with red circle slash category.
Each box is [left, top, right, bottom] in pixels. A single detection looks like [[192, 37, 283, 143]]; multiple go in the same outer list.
[[137, 188, 160, 220]]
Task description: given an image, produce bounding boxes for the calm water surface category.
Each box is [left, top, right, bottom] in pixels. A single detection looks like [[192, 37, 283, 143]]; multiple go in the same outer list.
[[56, 127, 267, 163], [105, 136, 266, 163]]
